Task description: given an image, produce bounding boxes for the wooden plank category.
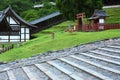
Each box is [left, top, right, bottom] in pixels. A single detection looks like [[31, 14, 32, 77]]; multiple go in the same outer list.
[[35, 64, 61, 80], [70, 55, 120, 74], [47, 61, 84, 80], [7, 70, 16, 80], [59, 58, 113, 80], [22, 67, 39, 80]]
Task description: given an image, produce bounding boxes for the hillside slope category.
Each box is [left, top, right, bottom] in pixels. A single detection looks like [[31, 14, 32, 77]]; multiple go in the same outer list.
[[0, 7, 120, 62]]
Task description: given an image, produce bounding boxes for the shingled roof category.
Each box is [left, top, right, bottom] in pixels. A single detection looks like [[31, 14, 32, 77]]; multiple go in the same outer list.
[[0, 6, 37, 28], [30, 11, 62, 25], [0, 11, 5, 22], [88, 10, 108, 20]]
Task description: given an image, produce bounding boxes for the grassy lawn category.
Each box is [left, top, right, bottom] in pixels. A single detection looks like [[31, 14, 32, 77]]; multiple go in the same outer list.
[[0, 8, 120, 62], [104, 8, 120, 23], [0, 26, 120, 62]]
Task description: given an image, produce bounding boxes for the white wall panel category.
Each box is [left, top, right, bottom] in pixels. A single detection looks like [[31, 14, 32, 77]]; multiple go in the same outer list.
[[0, 28, 30, 42], [21, 34, 24, 39], [21, 28, 25, 33], [26, 34, 30, 39], [10, 40, 20, 42], [0, 40, 9, 42], [0, 36, 8, 39], [10, 36, 20, 39], [26, 28, 29, 33]]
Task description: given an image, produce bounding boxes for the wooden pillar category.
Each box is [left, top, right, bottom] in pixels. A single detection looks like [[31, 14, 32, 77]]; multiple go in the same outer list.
[[8, 31, 10, 42], [24, 28, 26, 42], [20, 24, 21, 42]]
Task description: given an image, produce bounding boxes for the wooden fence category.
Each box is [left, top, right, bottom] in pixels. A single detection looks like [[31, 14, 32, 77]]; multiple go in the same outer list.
[[82, 23, 120, 31], [0, 44, 14, 53]]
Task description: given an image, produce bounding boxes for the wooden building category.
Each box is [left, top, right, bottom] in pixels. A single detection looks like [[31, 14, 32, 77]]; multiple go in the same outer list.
[[0, 7, 36, 43], [30, 11, 65, 33], [87, 10, 108, 31]]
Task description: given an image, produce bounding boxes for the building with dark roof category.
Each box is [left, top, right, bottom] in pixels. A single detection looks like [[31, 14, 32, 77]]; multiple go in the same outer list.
[[30, 11, 65, 32], [0, 6, 36, 43], [88, 10, 108, 30]]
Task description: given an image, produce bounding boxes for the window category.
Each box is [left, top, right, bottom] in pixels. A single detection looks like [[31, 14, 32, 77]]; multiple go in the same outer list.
[[99, 19, 104, 23]]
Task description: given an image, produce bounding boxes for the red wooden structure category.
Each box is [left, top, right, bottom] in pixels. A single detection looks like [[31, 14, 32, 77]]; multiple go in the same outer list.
[[86, 10, 108, 31], [83, 23, 120, 31], [75, 12, 85, 31]]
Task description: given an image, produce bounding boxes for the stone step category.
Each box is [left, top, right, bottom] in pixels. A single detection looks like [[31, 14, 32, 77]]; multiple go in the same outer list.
[[88, 51, 120, 62], [35, 64, 61, 80], [99, 47, 120, 53], [70, 55, 120, 74], [95, 49, 120, 56], [47, 61, 84, 80], [67, 55, 120, 80], [7, 70, 16, 80], [0, 72, 9, 80], [113, 43, 120, 46], [107, 45, 120, 49], [78, 52, 120, 65], [35, 63, 71, 80], [59, 58, 113, 80], [22, 66, 40, 80], [12, 68, 29, 80], [90, 51, 120, 59], [74, 52, 120, 71], [51, 60, 100, 80]]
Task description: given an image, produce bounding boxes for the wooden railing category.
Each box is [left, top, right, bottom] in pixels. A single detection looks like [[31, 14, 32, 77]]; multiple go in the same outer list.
[[0, 44, 14, 53], [82, 23, 120, 31]]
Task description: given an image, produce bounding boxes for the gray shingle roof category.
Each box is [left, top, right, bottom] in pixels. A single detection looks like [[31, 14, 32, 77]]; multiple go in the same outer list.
[[0, 11, 4, 22], [88, 10, 108, 20], [30, 11, 62, 25], [0, 6, 37, 28], [93, 10, 108, 17]]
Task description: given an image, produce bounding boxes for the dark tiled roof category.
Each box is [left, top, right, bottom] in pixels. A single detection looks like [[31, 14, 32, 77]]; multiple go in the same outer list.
[[88, 10, 108, 20], [0, 6, 37, 28], [30, 11, 62, 24], [93, 10, 108, 17], [0, 11, 4, 22]]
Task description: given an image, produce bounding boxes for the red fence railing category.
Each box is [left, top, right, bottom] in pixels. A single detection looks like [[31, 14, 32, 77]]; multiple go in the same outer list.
[[82, 23, 120, 31]]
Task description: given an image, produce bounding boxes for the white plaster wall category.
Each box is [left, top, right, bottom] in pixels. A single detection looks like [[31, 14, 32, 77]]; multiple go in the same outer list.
[[26, 28, 29, 33], [0, 36, 8, 39], [0, 28, 30, 42], [10, 36, 20, 39], [0, 40, 9, 43]]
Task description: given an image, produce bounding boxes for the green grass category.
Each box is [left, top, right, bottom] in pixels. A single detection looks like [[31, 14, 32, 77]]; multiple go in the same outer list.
[[0, 8, 120, 62], [1, 27, 120, 62], [104, 8, 120, 23]]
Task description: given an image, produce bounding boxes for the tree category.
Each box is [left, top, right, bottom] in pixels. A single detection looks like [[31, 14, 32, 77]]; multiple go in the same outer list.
[[0, 0, 33, 15], [9, 0, 33, 14], [56, 0, 103, 20], [21, 9, 39, 22]]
